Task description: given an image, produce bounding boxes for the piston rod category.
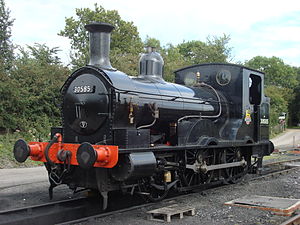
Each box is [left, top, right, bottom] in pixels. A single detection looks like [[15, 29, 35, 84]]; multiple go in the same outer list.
[[186, 159, 246, 173]]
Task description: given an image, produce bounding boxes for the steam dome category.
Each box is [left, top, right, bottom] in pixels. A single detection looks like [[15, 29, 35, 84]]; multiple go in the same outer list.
[[139, 47, 164, 78]]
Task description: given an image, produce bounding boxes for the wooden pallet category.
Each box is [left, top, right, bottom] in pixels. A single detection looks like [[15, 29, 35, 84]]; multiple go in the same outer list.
[[147, 204, 195, 222], [225, 195, 300, 216]]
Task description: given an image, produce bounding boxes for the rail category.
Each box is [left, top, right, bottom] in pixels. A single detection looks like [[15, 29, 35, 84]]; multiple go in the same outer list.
[[0, 197, 100, 225]]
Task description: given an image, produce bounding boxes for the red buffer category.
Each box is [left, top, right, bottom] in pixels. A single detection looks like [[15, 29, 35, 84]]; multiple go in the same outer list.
[[13, 133, 118, 169]]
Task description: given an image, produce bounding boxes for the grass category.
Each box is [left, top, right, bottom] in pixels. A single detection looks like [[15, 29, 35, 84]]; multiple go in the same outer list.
[[0, 132, 43, 169]]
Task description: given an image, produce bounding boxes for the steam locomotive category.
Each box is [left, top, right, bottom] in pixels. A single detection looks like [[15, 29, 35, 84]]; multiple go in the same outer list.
[[13, 22, 274, 209]]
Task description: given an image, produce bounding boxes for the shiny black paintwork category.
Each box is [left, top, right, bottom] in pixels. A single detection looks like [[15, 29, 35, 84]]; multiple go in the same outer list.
[[61, 66, 221, 145], [175, 63, 270, 143], [15, 21, 274, 198], [62, 63, 271, 147], [57, 62, 273, 193]]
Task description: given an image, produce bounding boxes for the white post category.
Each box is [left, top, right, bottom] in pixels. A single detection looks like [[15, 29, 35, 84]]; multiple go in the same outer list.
[[293, 136, 295, 148]]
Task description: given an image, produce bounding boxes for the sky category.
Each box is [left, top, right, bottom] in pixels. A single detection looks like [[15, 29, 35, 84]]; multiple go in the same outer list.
[[7, 0, 300, 67]]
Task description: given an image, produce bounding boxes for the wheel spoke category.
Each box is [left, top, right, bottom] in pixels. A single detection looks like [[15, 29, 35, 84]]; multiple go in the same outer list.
[[221, 148, 246, 184], [181, 149, 216, 187]]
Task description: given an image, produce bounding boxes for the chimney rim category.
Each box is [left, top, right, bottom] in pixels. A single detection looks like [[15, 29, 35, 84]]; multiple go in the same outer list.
[[85, 22, 115, 33]]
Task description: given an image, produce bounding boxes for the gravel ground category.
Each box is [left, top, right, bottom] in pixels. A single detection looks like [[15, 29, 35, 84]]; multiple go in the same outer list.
[[91, 170, 300, 225], [0, 158, 299, 224]]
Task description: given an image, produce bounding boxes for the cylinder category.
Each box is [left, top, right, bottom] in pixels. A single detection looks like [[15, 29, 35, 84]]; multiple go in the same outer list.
[[110, 152, 157, 181]]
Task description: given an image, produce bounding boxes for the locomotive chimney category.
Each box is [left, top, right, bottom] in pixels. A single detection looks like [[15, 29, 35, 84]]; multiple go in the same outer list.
[[85, 22, 115, 70]]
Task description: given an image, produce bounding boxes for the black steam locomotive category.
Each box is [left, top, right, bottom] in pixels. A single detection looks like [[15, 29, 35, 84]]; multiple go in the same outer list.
[[14, 22, 274, 209]]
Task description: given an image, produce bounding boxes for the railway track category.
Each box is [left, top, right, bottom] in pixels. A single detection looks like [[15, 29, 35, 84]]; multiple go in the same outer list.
[[0, 197, 101, 225], [281, 213, 300, 225], [59, 160, 300, 225], [1, 157, 299, 225], [255, 157, 300, 180], [57, 202, 156, 225], [264, 157, 300, 168]]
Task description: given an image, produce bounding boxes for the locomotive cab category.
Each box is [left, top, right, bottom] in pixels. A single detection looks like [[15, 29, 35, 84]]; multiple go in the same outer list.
[[175, 64, 273, 154]]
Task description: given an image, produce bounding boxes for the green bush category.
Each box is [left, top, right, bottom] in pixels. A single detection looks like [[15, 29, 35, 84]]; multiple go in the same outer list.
[[0, 132, 43, 168]]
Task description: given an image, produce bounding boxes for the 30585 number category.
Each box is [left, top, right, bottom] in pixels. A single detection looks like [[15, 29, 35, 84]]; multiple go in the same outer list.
[[73, 85, 95, 94]]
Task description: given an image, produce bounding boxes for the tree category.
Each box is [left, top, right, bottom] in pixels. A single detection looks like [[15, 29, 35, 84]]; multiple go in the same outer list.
[[162, 44, 189, 82], [290, 86, 300, 125], [26, 43, 61, 65], [0, 0, 15, 132], [0, 67, 19, 132], [142, 35, 232, 82], [0, 0, 14, 70], [144, 36, 162, 51], [59, 4, 143, 72], [177, 34, 232, 65], [142, 37, 184, 81], [264, 85, 289, 126], [0, 44, 69, 136], [245, 56, 299, 127], [245, 56, 298, 89], [289, 67, 300, 125]]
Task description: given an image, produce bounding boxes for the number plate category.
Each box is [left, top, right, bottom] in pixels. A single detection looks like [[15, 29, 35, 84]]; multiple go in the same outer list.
[[73, 85, 95, 94], [260, 118, 269, 125]]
